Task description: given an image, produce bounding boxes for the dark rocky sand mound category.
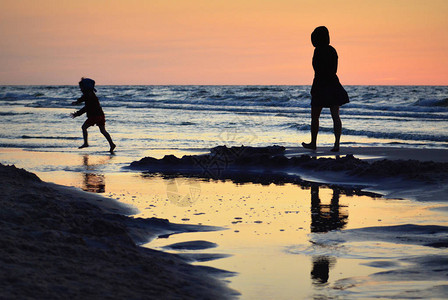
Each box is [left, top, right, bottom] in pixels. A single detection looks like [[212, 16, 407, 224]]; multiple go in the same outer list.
[[130, 145, 448, 183]]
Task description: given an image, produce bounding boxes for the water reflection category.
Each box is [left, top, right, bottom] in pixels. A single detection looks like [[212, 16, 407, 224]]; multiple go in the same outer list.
[[80, 155, 108, 193], [133, 172, 388, 298], [82, 172, 105, 193], [310, 185, 348, 286], [311, 186, 348, 233], [310, 256, 336, 285]]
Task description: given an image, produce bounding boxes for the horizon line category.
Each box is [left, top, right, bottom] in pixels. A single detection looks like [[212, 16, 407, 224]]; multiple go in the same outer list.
[[1, 83, 447, 87]]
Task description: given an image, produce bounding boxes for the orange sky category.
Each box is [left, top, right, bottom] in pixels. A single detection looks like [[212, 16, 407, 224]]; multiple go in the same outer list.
[[1, 0, 447, 85]]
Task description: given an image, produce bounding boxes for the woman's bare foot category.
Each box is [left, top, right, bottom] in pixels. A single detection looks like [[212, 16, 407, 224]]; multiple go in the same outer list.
[[78, 144, 89, 149], [302, 142, 317, 150], [109, 143, 116, 153], [330, 146, 339, 152]]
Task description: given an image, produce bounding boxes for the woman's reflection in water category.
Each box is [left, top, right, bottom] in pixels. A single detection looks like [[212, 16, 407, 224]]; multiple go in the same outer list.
[[81, 155, 107, 193], [310, 185, 348, 285]]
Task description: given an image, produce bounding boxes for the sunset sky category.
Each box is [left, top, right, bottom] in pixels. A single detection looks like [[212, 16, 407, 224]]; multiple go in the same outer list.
[[1, 0, 447, 85]]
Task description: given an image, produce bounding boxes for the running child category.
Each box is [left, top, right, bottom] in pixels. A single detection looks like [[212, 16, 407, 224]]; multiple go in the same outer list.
[[71, 78, 116, 153]]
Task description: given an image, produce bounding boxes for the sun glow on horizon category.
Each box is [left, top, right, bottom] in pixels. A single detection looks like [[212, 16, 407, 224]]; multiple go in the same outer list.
[[1, 0, 447, 85]]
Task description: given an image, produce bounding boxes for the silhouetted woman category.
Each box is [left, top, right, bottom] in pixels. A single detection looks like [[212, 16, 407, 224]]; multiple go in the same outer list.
[[302, 26, 349, 152]]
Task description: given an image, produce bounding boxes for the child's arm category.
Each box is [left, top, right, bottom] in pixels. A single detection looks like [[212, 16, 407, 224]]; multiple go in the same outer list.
[[70, 106, 86, 118], [71, 95, 86, 106]]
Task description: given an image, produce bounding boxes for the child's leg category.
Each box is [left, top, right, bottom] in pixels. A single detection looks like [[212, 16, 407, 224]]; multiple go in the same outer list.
[[79, 121, 90, 148], [99, 125, 116, 152]]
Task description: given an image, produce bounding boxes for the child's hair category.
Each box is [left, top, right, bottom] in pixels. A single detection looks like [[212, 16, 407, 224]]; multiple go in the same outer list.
[[79, 77, 97, 92]]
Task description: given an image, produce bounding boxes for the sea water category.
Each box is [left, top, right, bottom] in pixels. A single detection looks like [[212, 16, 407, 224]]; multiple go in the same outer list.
[[1, 85, 447, 164], [1, 85, 448, 299]]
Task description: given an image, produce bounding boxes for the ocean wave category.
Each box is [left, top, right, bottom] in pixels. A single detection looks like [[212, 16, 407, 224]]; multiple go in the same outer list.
[[347, 101, 448, 114], [342, 128, 448, 142], [342, 108, 447, 120], [0, 111, 32, 116], [126, 103, 297, 115], [111, 102, 446, 121], [0, 142, 68, 149], [2, 85, 448, 151], [287, 123, 448, 142], [178, 121, 196, 126], [113, 96, 448, 117], [3, 85, 447, 115], [21, 135, 80, 140], [17, 97, 448, 121], [415, 98, 448, 108]]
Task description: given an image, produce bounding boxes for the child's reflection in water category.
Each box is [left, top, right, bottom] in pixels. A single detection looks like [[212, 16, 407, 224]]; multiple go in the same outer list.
[[81, 155, 109, 193]]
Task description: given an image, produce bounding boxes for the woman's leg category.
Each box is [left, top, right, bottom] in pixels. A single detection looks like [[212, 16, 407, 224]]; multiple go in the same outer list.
[[302, 106, 322, 150], [330, 106, 341, 152], [99, 125, 116, 152]]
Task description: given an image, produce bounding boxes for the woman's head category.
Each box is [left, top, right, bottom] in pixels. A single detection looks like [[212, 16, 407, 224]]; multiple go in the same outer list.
[[79, 77, 96, 93], [311, 26, 330, 47]]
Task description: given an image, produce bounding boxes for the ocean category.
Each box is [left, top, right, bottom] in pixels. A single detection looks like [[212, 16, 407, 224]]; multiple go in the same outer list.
[[1, 85, 448, 299], [1, 85, 447, 163]]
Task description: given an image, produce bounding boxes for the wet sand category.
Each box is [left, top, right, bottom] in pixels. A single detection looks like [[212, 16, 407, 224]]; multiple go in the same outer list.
[[129, 145, 448, 203], [285, 146, 448, 162], [0, 163, 237, 299], [1, 146, 448, 299]]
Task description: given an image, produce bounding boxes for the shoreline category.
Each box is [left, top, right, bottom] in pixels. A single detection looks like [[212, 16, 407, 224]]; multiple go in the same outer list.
[[0, 163, 237, 299], [2, 144, 448, 203], [285, 146, 448, 162], [1, 145, 448, 298], [129, 145, 448, 203]]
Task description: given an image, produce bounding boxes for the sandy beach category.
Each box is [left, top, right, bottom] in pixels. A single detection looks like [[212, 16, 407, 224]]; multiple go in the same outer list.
[[1, 145, 448, 299], [0, 163, 237, 299]]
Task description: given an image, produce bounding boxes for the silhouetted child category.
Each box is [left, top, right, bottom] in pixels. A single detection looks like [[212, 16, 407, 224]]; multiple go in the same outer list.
[[302, 26, 349, 152], [71, 78, 116, 153]]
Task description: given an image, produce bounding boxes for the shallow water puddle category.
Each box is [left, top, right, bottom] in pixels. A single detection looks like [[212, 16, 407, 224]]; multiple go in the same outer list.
[[59, 172, 445, 299]]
